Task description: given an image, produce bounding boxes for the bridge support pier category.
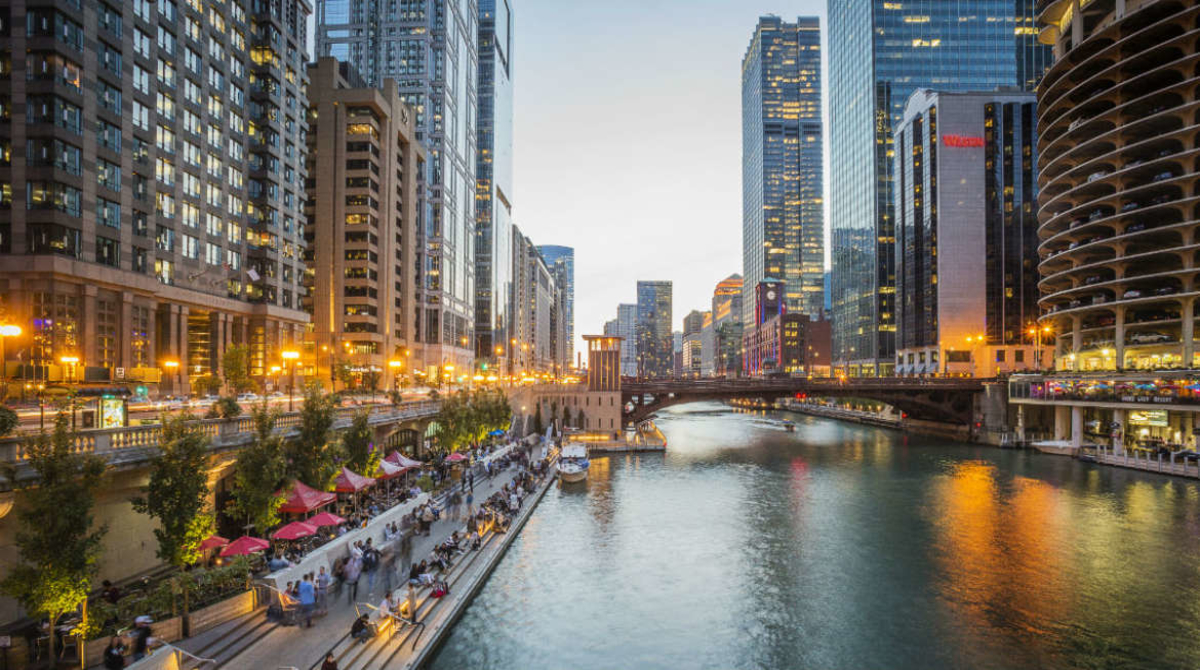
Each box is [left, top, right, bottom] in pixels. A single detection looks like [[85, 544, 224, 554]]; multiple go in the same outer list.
[[1054, 405, 1070, 442], [1071, 406, 1083, 450]]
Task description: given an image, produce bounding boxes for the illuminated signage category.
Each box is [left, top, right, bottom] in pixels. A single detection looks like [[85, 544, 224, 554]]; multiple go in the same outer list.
[[942, 134, 985, 148], [100, 397, 126, 429], [1129, 410, 1168, 427]]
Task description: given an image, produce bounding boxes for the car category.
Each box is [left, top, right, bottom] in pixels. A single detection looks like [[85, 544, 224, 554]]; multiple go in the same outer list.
[[1087, 170, 1109, 183], [1122, 201, 1142, 212], [1069, 299, 1083, 308], [1070, 217, 1088, 229], [1126, 221, 1148, 233], [237, 392, 260, 402], [1151, 170, 1175, 183], [1129, 332, 1172, 344], [268, 391, 284, 398], [1069, 118, 1085, 131], [1089, 208, 1109, 221], [1123, 289, 1143, 299], [1069, 240, 1081, 249], [1149, 193, 1172, 206], [1092, 294, 1108, 304], [1154, 286, 1177, 296], [1084, 275, 1103, 285]]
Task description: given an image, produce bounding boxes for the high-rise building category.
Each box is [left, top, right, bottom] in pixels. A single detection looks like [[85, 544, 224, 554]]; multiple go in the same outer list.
[[616, 303, 638, 377], [741, 16, 825, 324], [303, 59, 426, 388], [317, 0, 478, 372], [0, 0, 312, 396], [892, 89, 1041, 377], [475, 0, 515, 371], [537, 245, 574, 364], [682, 310, 706, 378], [711, 274, 744, 377], [508, 226, 566, 376], [636, 281, 672, 379], [829, 0, 1051, 377]]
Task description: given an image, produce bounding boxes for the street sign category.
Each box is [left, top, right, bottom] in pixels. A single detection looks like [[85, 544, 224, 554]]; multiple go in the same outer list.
[[116, 367, 125, 379]]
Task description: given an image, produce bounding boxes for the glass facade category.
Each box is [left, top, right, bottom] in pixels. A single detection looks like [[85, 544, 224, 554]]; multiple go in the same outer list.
[[537, 245, 574, 365], [317, 0, 479, 366], [829, 0, 1051, 376], [741, 16, 824, 325], [475, 0, 514, 369], [636, 281, 672, 379]]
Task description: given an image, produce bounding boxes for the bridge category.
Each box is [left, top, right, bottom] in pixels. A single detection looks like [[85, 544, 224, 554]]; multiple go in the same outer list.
[[0, 400, 442, 489], [622, 377, 991, 424]]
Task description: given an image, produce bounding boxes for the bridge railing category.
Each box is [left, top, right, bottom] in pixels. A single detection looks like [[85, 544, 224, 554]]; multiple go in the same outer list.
[[623, 377, 993, 392], [0, 400, 441, 467]]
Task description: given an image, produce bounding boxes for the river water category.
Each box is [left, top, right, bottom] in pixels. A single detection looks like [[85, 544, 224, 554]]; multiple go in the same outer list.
[[428, 403, 1200, 669]]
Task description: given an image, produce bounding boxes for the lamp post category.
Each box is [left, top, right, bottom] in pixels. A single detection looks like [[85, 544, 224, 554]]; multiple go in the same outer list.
[[270, 365, 282, 394], [0, 324, 21, 402], [60, 356, 80, 429], [162, 360, 180, 399], [281, 349, 300, 412], [388, 359, 402, 396]]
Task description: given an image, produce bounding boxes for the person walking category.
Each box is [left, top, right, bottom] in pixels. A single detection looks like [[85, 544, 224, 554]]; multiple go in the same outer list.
[[466, 491, 474, 518], [363, 539, 380, 596], [316, 566, 331, 613], [299, 574, 316, 628], [469, 471, 475, 492], [343, 555, 362, 604]]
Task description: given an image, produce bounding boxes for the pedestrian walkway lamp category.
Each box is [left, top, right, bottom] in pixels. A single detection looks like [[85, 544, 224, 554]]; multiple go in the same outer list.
[[60, 356, 80, 429], [282, 350, 300, 411], [0, 324, 21, 402], [162, 359, 180, 397], [389, 359, 403, 394]]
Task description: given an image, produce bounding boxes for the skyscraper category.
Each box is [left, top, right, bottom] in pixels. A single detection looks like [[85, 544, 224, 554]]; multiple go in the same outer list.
[[475, 0, 515, 371], [317, 0, 478, 371], [636, 281, 672, 379], [0, 0, 312, 395], [537, 245, 574, 363], [828, 0, 1051, 376], [616, 303, 638, 377], [741, 16, 825, 325]]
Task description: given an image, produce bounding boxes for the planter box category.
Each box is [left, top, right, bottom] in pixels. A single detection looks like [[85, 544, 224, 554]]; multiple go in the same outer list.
[[185, 589, 258, 636], [83, 616, 183, 668]]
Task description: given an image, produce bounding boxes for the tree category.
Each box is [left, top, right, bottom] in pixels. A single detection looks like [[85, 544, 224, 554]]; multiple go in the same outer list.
[[576, 409, 586, 430], [192, 374, 222, 397], [221, 345, 254, 394], [206, 396, 242, 420], [227, 404, 287, 534], [288, 382, 338, 488], [362, 370, 381, 399], [341, 410, 380, 475], [562, 404, 570, 431], [0, 413, 106, 657], [533, 402, 544, 436], [131, 412, 215, 569], [0, 404, 17, 437]]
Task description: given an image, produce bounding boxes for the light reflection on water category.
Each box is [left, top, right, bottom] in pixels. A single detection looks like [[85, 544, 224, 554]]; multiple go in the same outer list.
[[429, 404, 1200, 669]]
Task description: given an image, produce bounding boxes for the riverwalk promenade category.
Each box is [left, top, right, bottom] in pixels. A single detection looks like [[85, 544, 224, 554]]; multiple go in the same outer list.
[[151, 444, 555, 670]]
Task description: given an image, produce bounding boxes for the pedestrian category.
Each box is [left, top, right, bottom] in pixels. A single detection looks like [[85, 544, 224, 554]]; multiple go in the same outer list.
[[316, 566, 331, 612], [343, 556, 362, 604], [363, 539, 379, 596], [449, 490, 462, 521], [130, 616, 153, 661], [381, 547, 396, 594], [299, 574, 316, 628], [103, 636, 126, 669], [321, 652, 339, 670], [421, 505, 435, 536], [350, 614, 373, 644], [466, 491, 474, 517], [469, 472, 475, 492]]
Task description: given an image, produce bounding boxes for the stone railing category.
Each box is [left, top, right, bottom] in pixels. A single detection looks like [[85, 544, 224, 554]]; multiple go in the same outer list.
[[0, 401, 441, 478]]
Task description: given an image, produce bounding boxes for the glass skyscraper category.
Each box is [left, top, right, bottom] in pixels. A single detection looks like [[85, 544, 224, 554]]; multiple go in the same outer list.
[[828, 0, 1050, 376], [741, 16, 825, 324], [316, 0, 479, 370], [537, 245, 574, 364], [475, 0, 515, 370], [636, 281, 672, 380]]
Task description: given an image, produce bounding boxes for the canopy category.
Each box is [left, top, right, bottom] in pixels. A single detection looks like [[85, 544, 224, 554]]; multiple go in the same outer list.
[[385, 452, 423, 469], [219, 536, 269, 557], [445, 452, 468, 463], [198, 535, 228, 551], [272, 521, 318, 541], [488, 429, 506, 437], [278, 481, 337, 514], [334, 466, 376, 493], [376, 459, 410, 479], [307, 511, 346, 527]]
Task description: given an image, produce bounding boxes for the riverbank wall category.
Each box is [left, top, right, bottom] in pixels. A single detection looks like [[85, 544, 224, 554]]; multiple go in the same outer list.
[[778, 401, 978, 444]]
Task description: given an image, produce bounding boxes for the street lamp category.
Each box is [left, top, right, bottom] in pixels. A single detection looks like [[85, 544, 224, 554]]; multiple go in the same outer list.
[[281, 350, 300, 412], [270, 365, 282, 394], [162, 360, 180, 397], [60, 356, 80, 429], [388, 359, 403, 395], [0, 324, 21, 402]]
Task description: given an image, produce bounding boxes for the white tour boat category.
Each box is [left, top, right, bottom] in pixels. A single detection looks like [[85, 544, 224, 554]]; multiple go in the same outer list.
[[557, 444, 590, 483]]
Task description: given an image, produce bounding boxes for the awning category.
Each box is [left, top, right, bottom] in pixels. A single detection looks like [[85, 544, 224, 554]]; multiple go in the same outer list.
[[385, 451, 423, 469], [376, 460, 411, 479], [334, 466, 376, 493], [277, 481, 337, 514], [219, 535, 269, 557]]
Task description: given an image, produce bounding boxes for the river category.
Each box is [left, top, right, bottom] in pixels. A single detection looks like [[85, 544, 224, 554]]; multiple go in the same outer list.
[[428, 403, 1200, 669]]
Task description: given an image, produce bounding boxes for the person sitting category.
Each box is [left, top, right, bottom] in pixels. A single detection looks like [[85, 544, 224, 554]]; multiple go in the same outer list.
[[101, 580, 122, 605], [470, 532, 482, 551], [268, 555, 291, 571], [429, 579, 450, 599], [102, 636, 126, 670], [350, 614, 373, 644]]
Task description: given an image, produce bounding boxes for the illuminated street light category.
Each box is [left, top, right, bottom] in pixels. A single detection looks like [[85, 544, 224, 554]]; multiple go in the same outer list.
[[0, 324, 22, 402], [282, 350, 300, 411]]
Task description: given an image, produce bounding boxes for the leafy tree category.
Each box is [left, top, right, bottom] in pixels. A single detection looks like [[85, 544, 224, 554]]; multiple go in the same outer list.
[[192, 374, 222, 397], [362, 370, 381, 398], [206, 396, 242, 420], [227, 404, 287, 534], [335, 362, 356, 391], [432, 389, 511, 451], [533, 402, 544, 436], [221, 345, 254, 394], [0, 405, 17, 437], [0, 413, 106, 656], [562, 405, 570, 431], [341, 410, 379, 475], [288, 382, 338, 488], [131, 413, 214, 569], [576, 409, 586, 430]]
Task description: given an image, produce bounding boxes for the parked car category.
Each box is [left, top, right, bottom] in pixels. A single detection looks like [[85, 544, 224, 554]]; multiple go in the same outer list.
[[237, 392, 260, 402], [1126, 221, 1148, 233], [1089, 208, 1109, 221], [1154, 286, 1178, 296], [1149, 193, 1173, 206], [1087, 170, 1110, 183], [1123, 289, 1143, 299], [1092, 294, 1108, 304], [1129, 332, 1172, 344], [1084, 275, 1103, 285], [1151, 170, 1175, 183], [1122, 201, 1142, 212]]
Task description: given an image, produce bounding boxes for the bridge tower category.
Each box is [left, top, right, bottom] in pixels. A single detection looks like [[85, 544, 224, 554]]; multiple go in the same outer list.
[[585, 335, 622, 392]]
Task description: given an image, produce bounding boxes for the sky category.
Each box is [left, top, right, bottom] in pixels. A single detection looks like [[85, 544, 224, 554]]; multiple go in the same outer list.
[[509, 0, 829, 357]]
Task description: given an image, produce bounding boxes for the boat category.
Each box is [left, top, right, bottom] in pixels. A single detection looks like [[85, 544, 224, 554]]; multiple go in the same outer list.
[[780, 420, 796, 433], [557, 444, 590, 483]]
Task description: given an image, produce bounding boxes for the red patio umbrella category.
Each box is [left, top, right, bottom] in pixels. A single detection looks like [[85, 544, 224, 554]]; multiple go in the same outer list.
[[307, 511, 346, 527], [272, 521, 318, 541], [198, 535, 229, 551], [385, 452, 423, 469], [334, 466, 376, 493], [445, 452, 467, 463], [376, 459, 410, 479], [278, 481, 337, 514], [219, 535, 269, 557]]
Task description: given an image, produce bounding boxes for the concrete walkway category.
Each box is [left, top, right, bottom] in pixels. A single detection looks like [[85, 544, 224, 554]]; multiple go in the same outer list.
[[209, 451, 538, 669]]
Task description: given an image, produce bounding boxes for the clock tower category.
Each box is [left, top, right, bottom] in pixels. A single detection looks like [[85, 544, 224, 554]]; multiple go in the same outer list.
[[754, 280, 786, 327]]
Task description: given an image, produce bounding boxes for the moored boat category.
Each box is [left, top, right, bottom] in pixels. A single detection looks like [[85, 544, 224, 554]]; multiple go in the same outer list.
[[557, 444, 590, 483]]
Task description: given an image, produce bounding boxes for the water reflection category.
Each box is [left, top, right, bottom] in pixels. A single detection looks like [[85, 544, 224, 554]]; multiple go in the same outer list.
[[431, 403, 1200, 669]]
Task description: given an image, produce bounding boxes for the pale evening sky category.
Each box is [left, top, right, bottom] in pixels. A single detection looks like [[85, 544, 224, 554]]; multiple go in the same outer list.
[[510, 0, 829, 357]]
